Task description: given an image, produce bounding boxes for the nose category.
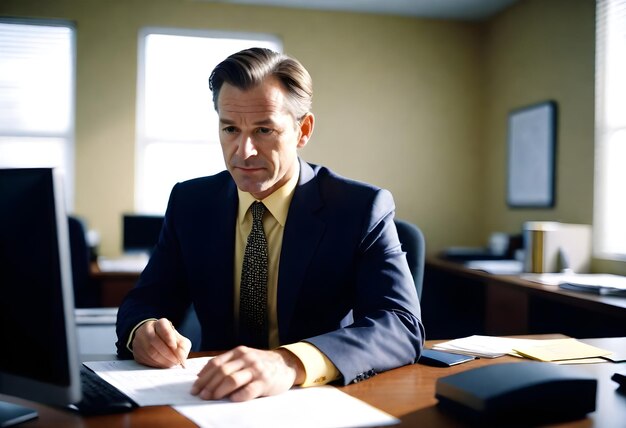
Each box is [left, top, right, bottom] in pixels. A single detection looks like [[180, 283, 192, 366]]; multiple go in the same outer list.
[[236, 135, 257, 158]]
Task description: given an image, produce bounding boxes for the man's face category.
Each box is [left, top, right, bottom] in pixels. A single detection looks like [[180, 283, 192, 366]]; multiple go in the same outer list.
[[217, 77, 313, 200]]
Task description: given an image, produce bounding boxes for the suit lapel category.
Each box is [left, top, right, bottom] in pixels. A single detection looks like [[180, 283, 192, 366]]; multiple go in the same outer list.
[[199, 177, 238, 342], [277, 159, 325, 340]]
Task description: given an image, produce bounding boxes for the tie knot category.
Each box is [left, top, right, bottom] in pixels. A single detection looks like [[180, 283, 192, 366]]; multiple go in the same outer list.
[[250, 201, 266, 222]]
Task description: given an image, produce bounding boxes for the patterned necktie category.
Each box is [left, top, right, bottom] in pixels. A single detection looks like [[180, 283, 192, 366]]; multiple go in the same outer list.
[[239, 201, 269, 348]]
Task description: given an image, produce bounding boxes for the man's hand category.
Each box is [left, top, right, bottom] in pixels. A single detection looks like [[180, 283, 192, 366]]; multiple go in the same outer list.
[[132, 318, 191, 368], [191, 346, 306, 402]]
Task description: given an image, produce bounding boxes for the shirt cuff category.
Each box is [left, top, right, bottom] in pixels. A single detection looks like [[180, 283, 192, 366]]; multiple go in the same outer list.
[[126, 318, 158, 353], [280, 342, 340, 387]]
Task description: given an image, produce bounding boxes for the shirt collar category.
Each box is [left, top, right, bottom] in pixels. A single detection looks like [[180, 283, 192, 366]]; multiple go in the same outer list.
[[237, 161, 300, 227]]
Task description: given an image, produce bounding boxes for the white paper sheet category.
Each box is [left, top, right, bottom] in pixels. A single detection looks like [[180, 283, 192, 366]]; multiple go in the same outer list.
[[97, 254, 149, 272], [84, 357, 218, 406], [522, 272, 626, 288], [174, 386, 399, 428], [432, 335, 542, 358], [464, 260, 523, 275]]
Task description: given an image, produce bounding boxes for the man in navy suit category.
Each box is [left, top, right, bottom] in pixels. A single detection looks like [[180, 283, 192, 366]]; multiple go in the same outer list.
[[116, 47, 424, 402]]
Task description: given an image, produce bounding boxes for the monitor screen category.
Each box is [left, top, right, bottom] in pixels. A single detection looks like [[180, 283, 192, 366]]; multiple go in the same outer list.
[[0, 168, 81, 424], [122, 214, 164, 254]]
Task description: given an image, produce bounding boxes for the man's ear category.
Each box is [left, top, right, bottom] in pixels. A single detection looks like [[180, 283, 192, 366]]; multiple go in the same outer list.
[[297, 113, 314, 148]]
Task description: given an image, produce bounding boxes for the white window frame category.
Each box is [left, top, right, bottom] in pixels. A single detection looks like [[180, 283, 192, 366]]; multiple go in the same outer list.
[[594, 0, 626, 260], [135, 28, 282, 214], [0, 18, 76, 208]]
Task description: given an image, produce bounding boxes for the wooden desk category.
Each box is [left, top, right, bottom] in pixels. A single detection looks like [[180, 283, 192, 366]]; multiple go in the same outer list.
[[89, 262, 140, 307], [3, 336, 625, 427], [423, 257, 626, 340]]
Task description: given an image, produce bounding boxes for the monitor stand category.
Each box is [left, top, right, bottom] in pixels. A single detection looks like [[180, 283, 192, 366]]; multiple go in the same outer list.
[[0, 401, 38, 427]]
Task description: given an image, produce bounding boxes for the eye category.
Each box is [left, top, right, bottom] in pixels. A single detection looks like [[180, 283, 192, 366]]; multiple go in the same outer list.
[[222, 126, 238, 134], [256, 127, 274, 135]]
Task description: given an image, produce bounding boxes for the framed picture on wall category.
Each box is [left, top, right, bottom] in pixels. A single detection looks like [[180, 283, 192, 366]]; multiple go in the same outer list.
[[506, 100, 557, 208]]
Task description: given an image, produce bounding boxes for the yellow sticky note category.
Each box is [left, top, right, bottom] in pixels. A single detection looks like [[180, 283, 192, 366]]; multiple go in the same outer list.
[[513, 339, 613, 362]]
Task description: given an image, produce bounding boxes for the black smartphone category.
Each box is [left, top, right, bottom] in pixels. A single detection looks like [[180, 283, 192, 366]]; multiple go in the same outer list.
[[418, 349, 476, 367]]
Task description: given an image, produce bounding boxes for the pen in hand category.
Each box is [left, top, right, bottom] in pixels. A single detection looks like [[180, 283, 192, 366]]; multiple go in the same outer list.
[[168, 320, 188, 368], [176, 345, 187, 369]]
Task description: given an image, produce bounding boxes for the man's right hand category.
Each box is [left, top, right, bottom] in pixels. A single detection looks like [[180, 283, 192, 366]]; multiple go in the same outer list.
[[131, 318, 191, 368]]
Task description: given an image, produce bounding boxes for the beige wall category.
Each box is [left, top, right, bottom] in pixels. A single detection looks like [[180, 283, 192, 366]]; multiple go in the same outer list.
[[481, 0, 595, 236], [481, 0, 620, 273], [1, 0, 601, 266]]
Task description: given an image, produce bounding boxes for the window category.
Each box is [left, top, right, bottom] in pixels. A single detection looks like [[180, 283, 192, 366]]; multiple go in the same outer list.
[[0, 19, 75, 207], [594, 0, 626, 259], [136, 29, 282, 214]]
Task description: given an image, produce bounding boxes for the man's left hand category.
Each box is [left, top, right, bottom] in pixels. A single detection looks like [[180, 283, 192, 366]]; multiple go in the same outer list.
[[190, 346, 305, 401]]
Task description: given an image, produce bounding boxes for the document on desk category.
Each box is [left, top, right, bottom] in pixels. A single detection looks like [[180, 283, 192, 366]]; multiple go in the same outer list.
[[84, 358, 399, 427], [433, 336, 616, 364], [97, 254, 149, 272], [464, 260, 523, 275], [522, 272, 626, 295], [84, 357, 214, 406], [174, 386, 399, 428], [432, 335, 540, 358], [512, 338, 613, 362]]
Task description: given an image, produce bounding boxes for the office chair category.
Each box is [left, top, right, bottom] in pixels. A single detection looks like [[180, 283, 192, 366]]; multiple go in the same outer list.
[[394, 218, 426, 300], [68, 215, 101, 308]]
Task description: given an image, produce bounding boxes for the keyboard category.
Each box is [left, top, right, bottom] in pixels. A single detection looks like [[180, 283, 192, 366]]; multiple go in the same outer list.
[[68, 366, 137, 415]]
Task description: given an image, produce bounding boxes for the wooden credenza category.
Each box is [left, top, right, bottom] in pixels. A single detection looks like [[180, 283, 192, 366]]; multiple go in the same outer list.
[[422, 257, 626, 340], [89, 262, 140, 307]]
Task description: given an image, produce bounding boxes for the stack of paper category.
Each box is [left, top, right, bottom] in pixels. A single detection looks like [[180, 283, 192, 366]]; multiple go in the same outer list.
[[432, 335, 538, 358], [97, 254, 149, 273], [432, 336, 615, 364], [522, 272, 626, 296], [464, 260, 523, 275], [521, 272, 578, 285]]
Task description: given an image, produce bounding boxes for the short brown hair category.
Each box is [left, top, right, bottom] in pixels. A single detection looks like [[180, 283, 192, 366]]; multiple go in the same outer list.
[[209, 47, 313, 120]]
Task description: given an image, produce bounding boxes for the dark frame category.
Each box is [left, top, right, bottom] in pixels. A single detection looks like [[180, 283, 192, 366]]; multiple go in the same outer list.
[[506, 100, 557, 208]]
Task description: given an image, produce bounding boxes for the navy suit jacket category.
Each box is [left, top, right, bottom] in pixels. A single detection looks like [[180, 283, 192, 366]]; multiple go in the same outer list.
[[116, 159, 424, 385]]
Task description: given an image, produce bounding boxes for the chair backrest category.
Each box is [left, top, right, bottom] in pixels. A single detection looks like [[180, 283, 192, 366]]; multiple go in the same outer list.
[[68, 216, 100, 307], [394, 218, 426, 300]]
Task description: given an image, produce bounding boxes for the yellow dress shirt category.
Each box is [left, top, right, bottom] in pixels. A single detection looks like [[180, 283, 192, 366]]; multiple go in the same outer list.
[[235, 166, 339, 387]]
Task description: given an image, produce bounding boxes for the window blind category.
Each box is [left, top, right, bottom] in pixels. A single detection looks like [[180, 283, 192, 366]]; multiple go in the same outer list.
[[594, 0, 626, 259], [0, 19, 75, 207]]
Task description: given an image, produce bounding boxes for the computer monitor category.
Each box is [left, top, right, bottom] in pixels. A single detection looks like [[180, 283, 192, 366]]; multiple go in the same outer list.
[[0, 168, 81, 426], [122, 214, 164, 254]]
